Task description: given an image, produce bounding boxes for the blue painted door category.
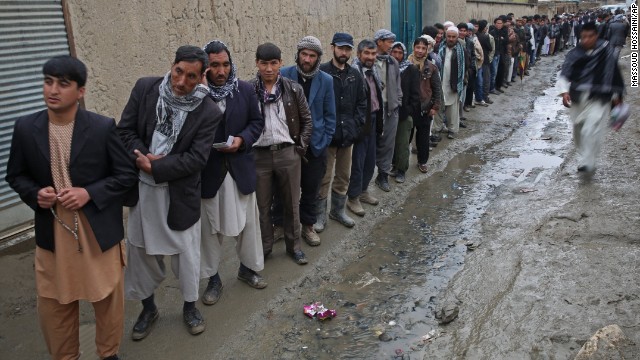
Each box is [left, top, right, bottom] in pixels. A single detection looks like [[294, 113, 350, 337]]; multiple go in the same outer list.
[[391, 0, 422, 54]]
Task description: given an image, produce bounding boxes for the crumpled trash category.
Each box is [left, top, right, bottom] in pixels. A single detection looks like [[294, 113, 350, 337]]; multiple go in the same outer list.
[[355, 272, 381, 288], [303, 302, 337, 321], [519, 188, 537, 193]]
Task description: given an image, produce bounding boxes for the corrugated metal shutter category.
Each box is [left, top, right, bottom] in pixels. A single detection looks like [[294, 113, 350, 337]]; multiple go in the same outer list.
[[0, 1, 70, 224]]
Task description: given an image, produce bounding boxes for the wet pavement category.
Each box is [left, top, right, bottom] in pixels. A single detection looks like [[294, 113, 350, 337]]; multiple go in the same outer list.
[[1, 48, 639, 360]]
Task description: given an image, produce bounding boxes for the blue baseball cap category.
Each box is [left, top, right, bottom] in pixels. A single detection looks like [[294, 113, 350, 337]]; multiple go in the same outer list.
[[331, 32, 354, 48]]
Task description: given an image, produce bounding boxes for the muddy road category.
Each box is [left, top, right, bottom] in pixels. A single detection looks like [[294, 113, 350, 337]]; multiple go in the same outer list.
[[0, 48, 638, 360]]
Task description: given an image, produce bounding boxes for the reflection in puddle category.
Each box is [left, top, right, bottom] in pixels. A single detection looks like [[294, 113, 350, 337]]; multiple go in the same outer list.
[[289, 78, 571, 359]]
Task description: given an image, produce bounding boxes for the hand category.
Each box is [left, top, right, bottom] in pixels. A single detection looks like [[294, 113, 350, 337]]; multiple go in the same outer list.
[[57, 187, 91, 210], [429, 109, 437, 117], [218, 137, 244, 153], [561, 92, 571, 108], [134, 149, 152, 174], [612, 97, 623, 107], [201, 68, 210, 85], [37, 186, 57, 209]]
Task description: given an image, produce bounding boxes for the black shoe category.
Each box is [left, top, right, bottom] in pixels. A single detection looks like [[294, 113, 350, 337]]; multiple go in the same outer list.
[[132, 308, 159, 341], [497, 89, 505, 94], [460, 122, 467, 128], [237, 269, 268, 289], [375, 173, 390, 192], [431, 135, 442, 143], [447, 132, 455, 140], [485, 98, 494, 104], [395, 171, 405, 183], [430, 141, 438, 148], [201, 278, 223, 305], [103, 356, 120, 360], [460, 116, 467, 121], [287, 250, 308, 265], [183, 307, 206, 335]]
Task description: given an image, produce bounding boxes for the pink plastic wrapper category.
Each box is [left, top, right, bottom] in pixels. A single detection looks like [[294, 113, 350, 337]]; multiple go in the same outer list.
[[303, 302, 337, 321]]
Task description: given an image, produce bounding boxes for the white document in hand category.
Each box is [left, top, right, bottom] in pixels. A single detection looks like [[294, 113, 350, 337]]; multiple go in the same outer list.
[[212, 135, 234, 149]]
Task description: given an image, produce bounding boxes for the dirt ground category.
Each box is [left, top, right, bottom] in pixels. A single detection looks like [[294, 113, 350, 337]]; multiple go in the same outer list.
[[0, 45, 637, 360]]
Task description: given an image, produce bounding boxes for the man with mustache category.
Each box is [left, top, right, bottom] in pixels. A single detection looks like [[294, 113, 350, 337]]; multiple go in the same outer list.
[[372, 29, 402, 193], [315, 33, 367, 232], [275, 36, 336, 247], [347, 39, 383, 216], [117, 46, 221, 338], [199, 40, 266, 307]]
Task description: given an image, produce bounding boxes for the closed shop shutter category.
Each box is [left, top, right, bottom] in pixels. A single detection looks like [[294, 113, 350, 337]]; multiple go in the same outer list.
[[0, 0, 71, 233]]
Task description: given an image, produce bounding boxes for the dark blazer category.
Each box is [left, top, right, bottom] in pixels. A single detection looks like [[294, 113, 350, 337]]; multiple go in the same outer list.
[[5, 109, 138, 252], [117, 77, 221, 231], [201, 80, 264, 198]]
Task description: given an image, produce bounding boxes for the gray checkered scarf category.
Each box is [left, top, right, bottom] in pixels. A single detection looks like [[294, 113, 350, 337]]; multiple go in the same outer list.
[[154, 71, 208, 153]]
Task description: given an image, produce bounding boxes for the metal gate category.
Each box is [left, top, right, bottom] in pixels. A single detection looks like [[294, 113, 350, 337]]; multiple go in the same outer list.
[[391, 0, 422, 54], [0, 0, 71, 234]]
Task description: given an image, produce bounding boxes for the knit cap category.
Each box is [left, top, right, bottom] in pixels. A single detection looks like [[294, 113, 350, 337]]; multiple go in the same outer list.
[[297, 36, 323, 55], [373, 29, 396, 42]]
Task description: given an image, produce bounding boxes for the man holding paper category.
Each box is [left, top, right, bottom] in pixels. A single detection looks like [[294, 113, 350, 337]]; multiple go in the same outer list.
[[199, 40, 266, 306]]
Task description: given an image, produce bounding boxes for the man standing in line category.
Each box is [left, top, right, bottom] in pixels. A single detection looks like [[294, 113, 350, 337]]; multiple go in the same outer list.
[[390, 41, 421, 183], [347, 39, 383, 217], [6, 56, 137, 360], [315, 33, 367, 232], [489, 17, 507, 95], [276, 36, 336, 247], [118, 46, 221, 338], [409, 38, 442, 174], [251, 43, 312, 264], [438, 27, 466, 140], [559, 22, 625, 174], [372, 29, 402, 193], [476, 20, 493, 106], [199, 40, 266, 307]]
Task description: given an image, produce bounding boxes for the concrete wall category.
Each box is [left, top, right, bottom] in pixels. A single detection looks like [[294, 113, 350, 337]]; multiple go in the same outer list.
[[466, 1, 538, 21], [423, 0, 468, 26], [423, 0, 537, 28], [65, 0, 389, 119]]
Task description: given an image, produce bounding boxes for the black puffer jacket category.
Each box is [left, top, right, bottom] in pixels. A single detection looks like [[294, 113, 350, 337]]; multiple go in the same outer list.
[[319, 61, 367, 147]]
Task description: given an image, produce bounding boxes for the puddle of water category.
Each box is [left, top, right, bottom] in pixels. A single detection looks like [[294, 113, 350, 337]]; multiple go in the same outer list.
[[282, 75, 574, 359]]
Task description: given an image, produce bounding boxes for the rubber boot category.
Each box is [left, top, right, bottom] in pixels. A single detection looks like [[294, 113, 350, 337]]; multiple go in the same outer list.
[[329, 191, 355, 228], [313, 198, 328, 233]]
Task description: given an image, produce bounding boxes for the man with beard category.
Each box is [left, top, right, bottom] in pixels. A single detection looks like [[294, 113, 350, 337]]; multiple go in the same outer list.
[[251, 43, 312, 264], [372, 29, 402, 193], [277, 36, 336, 247], [118, 46, 221, 338], [390, 42, 420, 183], [559, 22, 625, 174], [315, 33, 367, 232], [199, 40, 266, 307], [438, 27, 466, 140], [347, 39, 382, 216]]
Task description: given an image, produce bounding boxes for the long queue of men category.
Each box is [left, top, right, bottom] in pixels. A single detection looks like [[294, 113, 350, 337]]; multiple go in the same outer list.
[[4, 7, 628, 359]]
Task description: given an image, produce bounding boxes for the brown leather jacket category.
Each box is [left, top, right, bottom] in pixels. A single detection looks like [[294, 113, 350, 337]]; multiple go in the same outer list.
[[418, 61, 442, 115], [250, 76, 312, 156]]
